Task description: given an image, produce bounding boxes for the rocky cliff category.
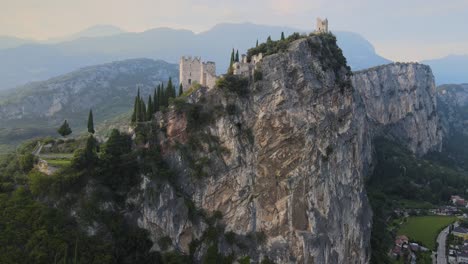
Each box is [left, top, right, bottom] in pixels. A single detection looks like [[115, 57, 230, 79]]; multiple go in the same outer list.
[[132, 36, 442, 263], [352, 63, 442, 155], [137, 34, 373, 264], [437, 83, 468, 136]]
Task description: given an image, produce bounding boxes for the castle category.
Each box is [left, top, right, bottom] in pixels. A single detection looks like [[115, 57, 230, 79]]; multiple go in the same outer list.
[[179, 18, 328, 90], [179, 56, 217, 90], [316, 18, 329, 33], [232, 53, 263, 77], [178, 53, 263, 90]]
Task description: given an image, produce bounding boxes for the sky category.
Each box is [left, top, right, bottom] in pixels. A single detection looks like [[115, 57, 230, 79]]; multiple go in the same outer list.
[[1, 0, 468, 61]]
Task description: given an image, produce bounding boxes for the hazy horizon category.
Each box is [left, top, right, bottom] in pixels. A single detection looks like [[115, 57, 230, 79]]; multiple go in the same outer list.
[[2, 0, 468, 62]]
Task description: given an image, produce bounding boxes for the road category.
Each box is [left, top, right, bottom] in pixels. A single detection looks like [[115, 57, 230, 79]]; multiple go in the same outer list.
[[435, 225, 450, 264], [435, 222, 459, 264]]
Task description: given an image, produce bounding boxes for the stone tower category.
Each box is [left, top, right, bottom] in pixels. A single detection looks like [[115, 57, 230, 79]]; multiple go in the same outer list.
[[179, 56, 202, 91], [316, 18, 329, 33], [179, 56, 217, 90]]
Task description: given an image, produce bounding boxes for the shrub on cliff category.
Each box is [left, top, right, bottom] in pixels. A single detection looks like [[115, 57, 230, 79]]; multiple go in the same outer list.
[[247, 32, 303, 61], [216, 75, 249, 96]]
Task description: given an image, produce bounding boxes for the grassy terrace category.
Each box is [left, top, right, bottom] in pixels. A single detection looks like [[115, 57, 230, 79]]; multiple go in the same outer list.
[[40, 153, 73, 168], [397, 216, 457, 250]]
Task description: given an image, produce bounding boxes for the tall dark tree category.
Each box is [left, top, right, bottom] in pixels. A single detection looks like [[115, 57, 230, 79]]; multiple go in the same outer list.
[[139, 99, 146, 122], [167, 77, 175, 100], [153, 87, 159, 113], [57, 120, 72, 137], [228, 49, 235, 74], [178, 83, 183, 96], [281, 32, 285, 40], [83, 135, 97, 166], [132, 87, 141, 123], [131, 96, 138, 123], [159, 83, 165, 108], [267, 36, 272, 43], [147, 95, 153, 120], [87, 109, 95, 134], [256, 39, 258, 47], [235, 50, 239, 62]]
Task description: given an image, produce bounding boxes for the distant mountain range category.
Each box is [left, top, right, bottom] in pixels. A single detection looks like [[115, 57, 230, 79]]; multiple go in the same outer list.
[[422, 55, 468, 85], [0, 23, 392, 90], [0, 58, 177, 152], [46, 25, 126, 43], [0, 36, 33, 50]]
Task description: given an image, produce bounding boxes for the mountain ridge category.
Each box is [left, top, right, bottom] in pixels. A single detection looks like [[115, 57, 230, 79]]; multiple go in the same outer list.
[[0, 23, 390, 90]]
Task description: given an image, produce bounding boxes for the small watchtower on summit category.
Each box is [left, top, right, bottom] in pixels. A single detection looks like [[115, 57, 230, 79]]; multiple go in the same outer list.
[[316, 18, 329, 33]]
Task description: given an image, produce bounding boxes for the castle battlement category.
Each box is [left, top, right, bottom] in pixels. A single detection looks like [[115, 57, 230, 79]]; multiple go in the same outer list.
[[180, 56, 201, 62]]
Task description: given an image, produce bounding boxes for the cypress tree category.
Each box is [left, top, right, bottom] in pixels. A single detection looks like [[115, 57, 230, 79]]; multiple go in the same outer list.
[[159, 83, 165, 108], [131, 96, 138, 123], [147, 95, 153, 120], [167, 77, 174, 99], [228, 49, 235, 74], [267, 36, 272, 43], [179, 83, 183, 96], [256, 39, 258, 47], [139, 99, 146, 122], [281, 32, 285, 41], [235, 50, 239, 62], [87, 109, 95, 134], [136, 96, 142, 122], [154, 87, 159, 113], [57, 120, 72, 137]]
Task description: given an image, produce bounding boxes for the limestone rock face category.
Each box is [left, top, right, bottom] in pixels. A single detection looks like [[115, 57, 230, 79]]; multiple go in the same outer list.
[[436, 84, 468, 136], [140, 36, 373, 263], [138, 37, 442, 264], [352, 63, 442, 155]]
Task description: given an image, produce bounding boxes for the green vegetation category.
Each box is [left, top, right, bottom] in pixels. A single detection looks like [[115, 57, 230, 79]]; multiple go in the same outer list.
[[57, 119, 72, 137], [44, 158, 72, 168], [253, 69, 263, 82], [87, 109, 95, 134], [247, 32, 304, 61], [132, 77, 183, 123], [368, 137, 468, 263], [216, 75, 249, 96], [0, 130, 166, 263], [397, 216, 456, 250]]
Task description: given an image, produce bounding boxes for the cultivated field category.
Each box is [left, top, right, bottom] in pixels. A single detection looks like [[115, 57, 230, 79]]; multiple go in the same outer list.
[[397, 215, 457, 250]]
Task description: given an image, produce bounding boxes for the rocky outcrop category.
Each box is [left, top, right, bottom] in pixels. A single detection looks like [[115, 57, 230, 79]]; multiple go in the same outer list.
[[352, 63, 442, 155], [136, 37, 442, 263], [139, 35, 373, 264]]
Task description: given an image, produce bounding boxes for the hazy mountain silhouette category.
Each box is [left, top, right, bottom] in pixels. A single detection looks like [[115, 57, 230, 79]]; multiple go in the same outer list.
[[0, 36, 34, 50], [422, 55, 468, 85], [0, 23, 391, 90]]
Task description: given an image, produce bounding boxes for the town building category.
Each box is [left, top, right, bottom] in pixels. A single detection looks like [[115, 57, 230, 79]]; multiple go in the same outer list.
[[453, 226, 468, 240], [451, 195, 466, 205], [458, 251, 468, 263]]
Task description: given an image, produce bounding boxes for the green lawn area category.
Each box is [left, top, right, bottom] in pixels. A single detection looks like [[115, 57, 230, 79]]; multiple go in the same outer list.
[[41, 153, 73, 168], [44, 159, 71, 168], [397, 216, 457, 250]]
